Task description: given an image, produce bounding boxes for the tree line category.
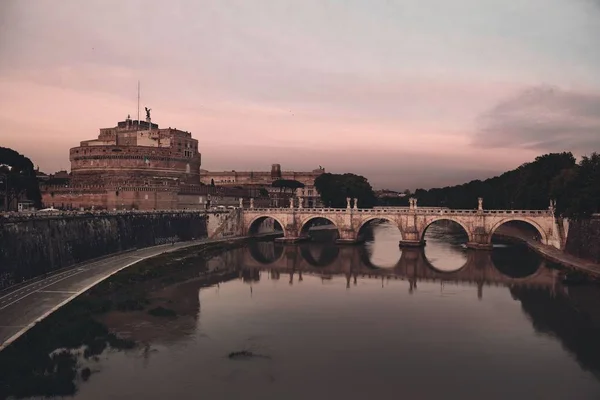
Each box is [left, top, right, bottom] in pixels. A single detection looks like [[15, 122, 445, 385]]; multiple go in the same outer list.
[[408, 152, 598, 218], [0, 147, 42, 209], [313, 152, 599, 218]]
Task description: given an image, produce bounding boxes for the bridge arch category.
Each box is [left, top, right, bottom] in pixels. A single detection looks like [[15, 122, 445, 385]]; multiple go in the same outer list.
[[247, 215, 286, 236], [356, 217, 402, 241], [420, 217, 472, 243], [299, 216, 341, 239], [488, 217, 548, 245]]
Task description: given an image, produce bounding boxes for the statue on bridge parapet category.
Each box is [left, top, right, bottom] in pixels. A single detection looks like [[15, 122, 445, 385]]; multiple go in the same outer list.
[[290, 197, 294, 209], [239, 198, 243, 208], [478, 197, 483, 211], [298, 196, 303, 209], [250, 198, 254, 209], [549, 199, 556, 213], [346, 197, 351, 209], [409, 197, 418, 210], [353, 198, 358, 209]]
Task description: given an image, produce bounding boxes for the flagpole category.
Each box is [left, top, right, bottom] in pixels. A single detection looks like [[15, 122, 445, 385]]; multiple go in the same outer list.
[[137, 80, 140, 124]]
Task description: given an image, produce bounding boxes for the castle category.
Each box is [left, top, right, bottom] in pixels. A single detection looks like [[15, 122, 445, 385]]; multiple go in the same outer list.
[[40, 114, 324, 210], [41, 115, 246, 210]]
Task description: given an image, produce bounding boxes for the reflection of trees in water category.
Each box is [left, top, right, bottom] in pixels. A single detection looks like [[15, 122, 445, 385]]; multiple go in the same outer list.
[[511, 285, 600, 379]]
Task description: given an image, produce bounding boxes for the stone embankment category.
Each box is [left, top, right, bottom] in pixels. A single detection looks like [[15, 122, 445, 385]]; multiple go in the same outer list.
[[564, 217, 600, 264], [494, 225, 600, 278], [0, 211, 209, 290]]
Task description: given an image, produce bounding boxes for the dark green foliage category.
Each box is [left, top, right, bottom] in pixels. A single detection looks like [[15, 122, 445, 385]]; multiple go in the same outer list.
[[556, 153, 600, 218], [314, 173, 377, 208], [272, 179, 305, 191], [411, 152, 577, 210], [409, 152, 599, 218], [0, 146, 42, 208]]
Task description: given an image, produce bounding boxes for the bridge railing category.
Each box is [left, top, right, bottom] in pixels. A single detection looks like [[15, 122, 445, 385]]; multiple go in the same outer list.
[[245, 207, 553, 216], [0, 208, 230, 222]]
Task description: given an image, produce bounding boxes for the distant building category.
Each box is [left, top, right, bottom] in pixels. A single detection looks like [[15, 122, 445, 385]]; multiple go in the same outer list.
[[200, 164, 325, 207], [40, 115, 249, 210], [375, 189, 407, 199]]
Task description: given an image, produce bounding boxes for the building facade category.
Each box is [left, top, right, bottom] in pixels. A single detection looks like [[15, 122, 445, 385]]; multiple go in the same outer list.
[[41, 116, 248, 210], [200, 164, 325, 207]]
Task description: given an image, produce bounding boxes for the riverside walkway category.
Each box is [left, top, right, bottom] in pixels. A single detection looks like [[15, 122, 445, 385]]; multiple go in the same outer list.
[[0, 236, 246, 351], [496, 226, 600, 277]]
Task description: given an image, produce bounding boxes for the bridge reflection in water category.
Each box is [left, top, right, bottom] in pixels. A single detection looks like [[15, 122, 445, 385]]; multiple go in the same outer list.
[[243, 238, 562, 299]]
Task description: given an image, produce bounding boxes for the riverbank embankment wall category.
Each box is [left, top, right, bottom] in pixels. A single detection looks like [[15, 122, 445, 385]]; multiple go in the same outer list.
[[0, 212, 209, 290], [565, 217, 600, 264]]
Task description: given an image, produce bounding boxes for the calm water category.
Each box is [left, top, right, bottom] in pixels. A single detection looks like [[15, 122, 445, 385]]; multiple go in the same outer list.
[[8, 224, 600, 399]]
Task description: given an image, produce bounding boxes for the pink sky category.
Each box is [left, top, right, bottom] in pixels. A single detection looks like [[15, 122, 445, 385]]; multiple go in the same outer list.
[[1, 0, 599, 190]]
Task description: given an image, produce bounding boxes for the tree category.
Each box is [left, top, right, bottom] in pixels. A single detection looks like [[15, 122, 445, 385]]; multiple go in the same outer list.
[[271, 179, 305, 193], [314, 173, 377, 208], [556, 153, 600, 218], [411, 152, 577, 211], [0, 147, 42, 210]]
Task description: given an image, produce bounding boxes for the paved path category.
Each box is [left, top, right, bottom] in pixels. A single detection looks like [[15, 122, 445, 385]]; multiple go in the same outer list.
[[0, 237, 245, 351], [496, 227, 600, 277]]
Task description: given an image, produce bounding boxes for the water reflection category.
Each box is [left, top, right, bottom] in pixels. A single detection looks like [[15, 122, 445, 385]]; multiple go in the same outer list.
[[5, 230, 600, 400], [423, 223, 469, 272], [245, 240, 549, 293], [363, 221, 401, 268]]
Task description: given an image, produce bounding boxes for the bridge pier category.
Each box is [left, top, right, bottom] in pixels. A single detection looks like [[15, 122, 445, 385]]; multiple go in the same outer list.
[[399, 228, 425, 248], [336, 228, 361, 244]]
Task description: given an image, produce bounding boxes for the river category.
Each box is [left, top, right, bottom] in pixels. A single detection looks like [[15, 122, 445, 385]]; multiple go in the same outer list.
[[2, 223, 600, 399]]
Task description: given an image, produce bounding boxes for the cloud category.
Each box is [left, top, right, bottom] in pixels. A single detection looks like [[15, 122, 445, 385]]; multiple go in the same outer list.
[[473, 86, 600, 153]]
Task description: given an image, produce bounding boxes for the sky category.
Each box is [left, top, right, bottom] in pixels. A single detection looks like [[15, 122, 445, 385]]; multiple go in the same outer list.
[[1, 0, 599, 190]]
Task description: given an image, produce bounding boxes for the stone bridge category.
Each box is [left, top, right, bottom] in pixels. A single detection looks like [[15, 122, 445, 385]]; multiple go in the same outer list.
[[241, 242, 563, 297], [242, 198, 562, 250]]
